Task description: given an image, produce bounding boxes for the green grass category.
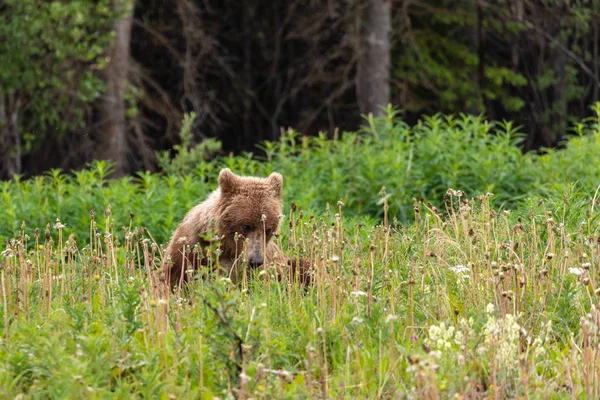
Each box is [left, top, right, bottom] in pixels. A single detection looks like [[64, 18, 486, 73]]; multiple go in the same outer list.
[[1, 106, 600, 397], [1, 191, 600, 398]]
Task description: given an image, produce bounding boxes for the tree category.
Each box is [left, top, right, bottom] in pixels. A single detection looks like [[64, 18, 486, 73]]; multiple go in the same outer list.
[[0, 0, 115, 178], [356, 0, 391, 117], [98, 0, 136, 177]]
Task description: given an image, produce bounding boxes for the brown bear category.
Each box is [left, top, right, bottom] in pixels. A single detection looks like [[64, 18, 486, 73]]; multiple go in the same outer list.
[[162, 168, 310, 288]]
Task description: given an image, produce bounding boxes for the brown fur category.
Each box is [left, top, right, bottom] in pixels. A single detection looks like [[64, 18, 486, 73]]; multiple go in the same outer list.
[[162, 168, 310, 288]]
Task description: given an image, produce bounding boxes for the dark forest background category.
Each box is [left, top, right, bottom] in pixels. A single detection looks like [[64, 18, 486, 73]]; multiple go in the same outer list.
[[1, 0, 599, 179]]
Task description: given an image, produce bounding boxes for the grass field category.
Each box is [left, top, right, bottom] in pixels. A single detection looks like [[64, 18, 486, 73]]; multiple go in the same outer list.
[[1, 188, 600, 399], [1, 108, 600, 398]]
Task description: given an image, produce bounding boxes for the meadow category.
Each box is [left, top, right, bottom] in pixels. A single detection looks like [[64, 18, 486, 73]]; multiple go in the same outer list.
[[1, 106, 600, 398]]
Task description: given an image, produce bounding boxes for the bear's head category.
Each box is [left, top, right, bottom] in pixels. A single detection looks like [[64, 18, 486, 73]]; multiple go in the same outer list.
[[216, 168, 283, 267]]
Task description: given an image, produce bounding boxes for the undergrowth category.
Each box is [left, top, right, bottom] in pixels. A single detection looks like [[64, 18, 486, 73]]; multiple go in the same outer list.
[[0, 106, 600, 397], [1, 191, 600, 397], [1, 103, 599, 245]]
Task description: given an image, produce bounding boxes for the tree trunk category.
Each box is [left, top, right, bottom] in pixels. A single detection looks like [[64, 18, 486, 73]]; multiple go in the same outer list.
[[98, 0, 135, 177], [593, 17, 599, 102], [549, 2, 568, 146], [477, 0, 490, 118], [0, 93, 22, 178], [356, 0, 391, 117]]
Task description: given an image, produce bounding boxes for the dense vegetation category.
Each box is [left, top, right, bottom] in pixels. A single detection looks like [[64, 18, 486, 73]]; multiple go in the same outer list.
[[2, 0, 599, 177], [1, 110, 600, 397], [1, 105, 599, 245]]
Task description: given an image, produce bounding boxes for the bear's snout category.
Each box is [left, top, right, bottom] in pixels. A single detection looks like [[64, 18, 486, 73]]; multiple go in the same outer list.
[[248, 254, 264, 267], [244, 230, 267, 268]]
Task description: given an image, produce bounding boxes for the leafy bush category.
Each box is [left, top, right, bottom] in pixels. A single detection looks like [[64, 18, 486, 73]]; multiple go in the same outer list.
[[155, 112, 222, 176], [0, 0, 117, 138], [0, 105, 599, 245]]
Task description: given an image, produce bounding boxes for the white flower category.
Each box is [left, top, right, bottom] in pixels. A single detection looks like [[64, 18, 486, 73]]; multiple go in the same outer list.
[[385, 314, 398, 324], [239, 372, 251, 384], [569, 267, 585, 276], [350, 291, 367, 297], [450, 265, 469, 274], [483, 312, 521, 372], [449, 264, 470, 279]]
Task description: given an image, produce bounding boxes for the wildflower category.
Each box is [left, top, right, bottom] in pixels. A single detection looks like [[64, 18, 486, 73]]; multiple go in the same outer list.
[[568, 267, 585, 276], [483, 312, 521, 372], [350, 290, 367, 297], [351, 316, 363, 325], [449, 264, 470, 279], [430, 350, 442, 359], [385, 314, 398, 324], [239, 372, 251, 384], [53, 219, 66, 229]]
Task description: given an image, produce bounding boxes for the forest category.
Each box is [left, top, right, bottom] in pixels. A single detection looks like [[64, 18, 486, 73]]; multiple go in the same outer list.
[[2, 1, 600, 398], [1, 0, 599, 177]]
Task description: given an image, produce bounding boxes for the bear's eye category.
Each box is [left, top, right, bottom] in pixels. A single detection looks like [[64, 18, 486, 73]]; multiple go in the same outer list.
[[242, 224, 252, 234], [265, 228, 273, 237]]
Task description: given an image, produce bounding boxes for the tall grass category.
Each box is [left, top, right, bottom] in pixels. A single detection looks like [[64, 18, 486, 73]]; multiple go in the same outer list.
[[1, 191, 600, 397]]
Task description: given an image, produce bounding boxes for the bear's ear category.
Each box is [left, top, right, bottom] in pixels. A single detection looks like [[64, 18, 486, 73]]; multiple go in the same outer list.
[[219, 168, 239, 195], [267, 172, 283, 197]]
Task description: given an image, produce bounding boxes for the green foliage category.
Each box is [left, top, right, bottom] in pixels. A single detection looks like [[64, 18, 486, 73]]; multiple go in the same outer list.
[[0, 0, 119, 148], [156, 112, 222, 176], [393, 2, 528, 115], [0, 108, 599, 396], [0, 185, 599, 397], [1, 106, 600, 246]]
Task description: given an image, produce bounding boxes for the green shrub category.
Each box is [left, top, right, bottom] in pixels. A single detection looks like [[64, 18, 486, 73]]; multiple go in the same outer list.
[[156, 112, 222, 176], [0, 104, 599, 245]]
